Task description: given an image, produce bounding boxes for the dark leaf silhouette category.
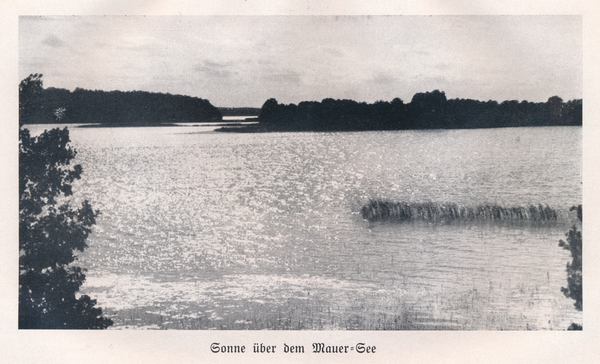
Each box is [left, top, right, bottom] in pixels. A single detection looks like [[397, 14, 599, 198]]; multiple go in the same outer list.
[[559, 205, 582, 329], [19, 74, 113, 329]]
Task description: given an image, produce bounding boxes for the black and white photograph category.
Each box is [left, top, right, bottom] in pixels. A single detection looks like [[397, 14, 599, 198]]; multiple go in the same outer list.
[[2, 2, 599, 363]]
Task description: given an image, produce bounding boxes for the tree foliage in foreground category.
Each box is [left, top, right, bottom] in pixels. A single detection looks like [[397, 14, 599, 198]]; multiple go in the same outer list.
[[19, 74, 113, 329], [559, 205, 582, 330]]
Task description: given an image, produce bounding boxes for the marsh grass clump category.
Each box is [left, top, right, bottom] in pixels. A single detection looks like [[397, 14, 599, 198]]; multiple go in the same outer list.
[[360, 200, 560, 225]]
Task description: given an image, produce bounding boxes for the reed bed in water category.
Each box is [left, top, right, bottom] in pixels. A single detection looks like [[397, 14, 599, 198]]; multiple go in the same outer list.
[[360, 200, 561, 224]]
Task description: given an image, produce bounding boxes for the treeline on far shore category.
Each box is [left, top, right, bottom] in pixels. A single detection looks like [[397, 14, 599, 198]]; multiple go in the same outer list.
[[253, 90, 581, 132], [20, 75, 582, 130], [19, 75, 222, 125]]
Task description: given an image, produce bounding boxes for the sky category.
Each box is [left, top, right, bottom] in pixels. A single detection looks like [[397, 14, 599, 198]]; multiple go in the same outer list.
[[19, 16, 582, 107]]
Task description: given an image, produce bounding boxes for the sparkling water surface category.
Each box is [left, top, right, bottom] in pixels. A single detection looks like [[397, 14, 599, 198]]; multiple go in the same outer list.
[[25, 124, 582, 329]]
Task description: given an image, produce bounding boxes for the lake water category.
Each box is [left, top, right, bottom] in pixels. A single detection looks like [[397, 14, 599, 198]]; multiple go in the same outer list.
[[25, 124, 582, 330]]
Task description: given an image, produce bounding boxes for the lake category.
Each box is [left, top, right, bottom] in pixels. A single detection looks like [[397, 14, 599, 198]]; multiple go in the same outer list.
[[25, 124, 582, 330]]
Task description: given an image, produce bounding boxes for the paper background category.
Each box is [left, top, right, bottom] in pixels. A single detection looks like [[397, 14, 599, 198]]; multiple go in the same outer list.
[[1, 1, 598, 363]]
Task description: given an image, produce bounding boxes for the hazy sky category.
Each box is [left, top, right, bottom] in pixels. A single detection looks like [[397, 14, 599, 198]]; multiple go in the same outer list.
[[19, 16, 582, 107]]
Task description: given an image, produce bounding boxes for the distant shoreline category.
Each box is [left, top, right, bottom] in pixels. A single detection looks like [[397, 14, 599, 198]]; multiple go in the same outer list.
[[76, 122, 257, 128], [22, 121, 580, 132], [214, 123, 582, 134]]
